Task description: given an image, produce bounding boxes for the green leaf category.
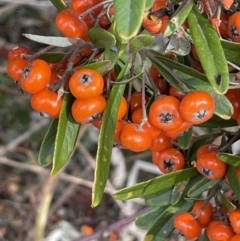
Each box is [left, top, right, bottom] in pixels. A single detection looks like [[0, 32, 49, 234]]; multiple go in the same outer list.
[[218, 153, 240, 167], [220, 133, 228, 147], [150, 60, 188, 94], [23, 34, 75, 47], [135, 206, 167, 229], [92, 65, 128, 207], [88, 27, 116, 49], [187, 4, 229, 94], [164, 0, 193, 37], [187, 176, 222, 198], [227, 165, 240, 200], [129, 34, 155, 53], [144, 0, 155, 10], [203, 229, 210, 241], [197, 115, 237, 128], [144, 211, 174, 241], [149, 50, 206, 82], [220, 190, 236, 211], [76, 60, 112, 75], [114, 0, 145, 40], [49, 0, 67, 11], [38, 52, 65, 63], [38, 119, 58, 167], [145, 188, 172, 207], [51, 94, 80, 175], [110, 71, 143, 85], [144, 199, 194, 241], [104, 48, 119, 69], [221, 39, 240, 65], [171, 179, 189, 205], [177, 127, 192, 150], [114, 168, 198, 200]]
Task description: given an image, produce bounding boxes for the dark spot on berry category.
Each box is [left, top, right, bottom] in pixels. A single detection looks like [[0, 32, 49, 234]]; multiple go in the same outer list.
[[164, 159, 175, 172], [81, 74, 90, 83], [160, 113, 174, 123], [201, 167, 214, 177], [230, 25, 239, 38], [196, 110, 206, 119], [23, 66, 31, 78]]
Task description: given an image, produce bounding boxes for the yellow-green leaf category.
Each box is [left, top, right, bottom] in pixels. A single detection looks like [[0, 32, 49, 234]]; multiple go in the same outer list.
[[49, 0, 67, 11], [114, 0, 145, 40], [38, 119, 58, 167], [114, 168, 198, 200], [92, 64, 128, 207]]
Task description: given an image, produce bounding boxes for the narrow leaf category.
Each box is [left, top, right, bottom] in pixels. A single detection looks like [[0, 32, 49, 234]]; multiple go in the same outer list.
[[114, 0, 145, 40], [171, 180, 189, 205], [150, 60, 187, 93], [144, 211, 174, 241], [164, 0, 193, 37], [188, 177, 222, 198], [51, 94, 80, 175], [149, 50, 207, 82], [38, 119, 58, 167], [145, 188, 172, 207], [49, 0, 67, 11], [227, 165, 240, 200], [177, 127, 192, 150], [114, 168, 198, 200], [88, 27, 116, 49], [197, 115, 237, 128], [188, 4, 229, 94], [221, 39, 240, 65], [75, 60, 112, 75], [135, 206, 167, 229], [218, 153, 240, 167], [38, 52, 65, 63], [220, 191, 236, 210], [92, 65, 128, 207], [23, 34, 75, 47]]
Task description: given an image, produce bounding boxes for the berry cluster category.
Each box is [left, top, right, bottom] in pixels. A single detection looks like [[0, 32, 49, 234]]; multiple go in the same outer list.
[[5, 0, 240, 240], [6, 0, 239, 184], [7, 46, 63, 118], [174, 197, 240, 241]]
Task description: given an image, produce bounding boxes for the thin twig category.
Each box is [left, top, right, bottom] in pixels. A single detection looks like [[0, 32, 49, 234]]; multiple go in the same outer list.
[[76, 142, 130, 215], [143, 50, 190, 93], [0, 118, 49, 154], [218, 129, 240, 153], [34, 173, 61, 241], [0, 157, 112, 195]]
